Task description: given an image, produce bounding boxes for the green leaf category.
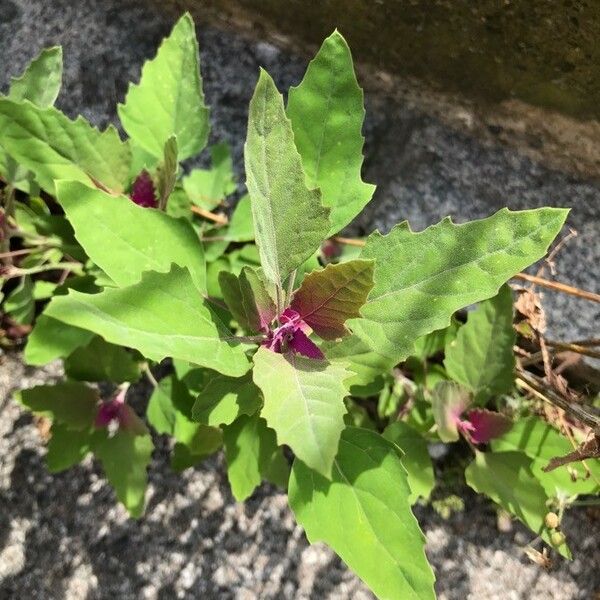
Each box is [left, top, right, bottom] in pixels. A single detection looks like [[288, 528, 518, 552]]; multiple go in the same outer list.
[[351, 208, 569, 361], [25, 315, 94, 366], [118, 13, 209, 160], [226, 195, 254, 242], [287, 31, 375, 235], [146, 374, 184, 435], [491, 417, 600, 497], [46, 422, 92, 473], [0, 98, 130, 193], [219, 266, 276, 333], [0, 47, 64, 192], [411, 319, 459, 360], [64, 336, 141, 383], [171, 413, 222, 471], [56, 180, 206, 291], [289, 427, 435, 600], [182, 143, 236, 210], [444, 285, 515, 401], [465, 450, 570, 558], [92, 428, 153, 518], [223, 413, 286, 501], [192, 372, 261, 426], [383, 421, 435, 503], [33, 281, 57, 301], [291, 259, 374, 340], [244, 69, 330, 288], [252, 347, 350, 477], [18, 382, 98, 430], [156, 135, 178, 210], [45, 267, 251, 377], [323, 334, 396, 397], [9, 46, 63, 107], [4, 276, 34, 324]]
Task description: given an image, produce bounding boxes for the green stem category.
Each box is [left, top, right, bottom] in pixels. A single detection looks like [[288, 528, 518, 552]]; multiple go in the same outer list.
[[4, 261, 83, 279], [285, 269, 297, 308]]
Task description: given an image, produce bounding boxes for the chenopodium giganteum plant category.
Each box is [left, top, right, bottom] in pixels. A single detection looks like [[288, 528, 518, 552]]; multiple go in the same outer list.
[[2, 12, 595, 600]]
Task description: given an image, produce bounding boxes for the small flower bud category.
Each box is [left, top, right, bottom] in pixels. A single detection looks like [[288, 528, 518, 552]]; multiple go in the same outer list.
[[550, 531, 566, 546], [544, 512, 560, 529]]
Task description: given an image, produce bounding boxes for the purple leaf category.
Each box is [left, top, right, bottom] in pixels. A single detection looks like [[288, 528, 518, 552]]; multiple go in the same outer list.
[[130, 170, 158, 208], [288, 328, 325, 359], [95, 389, 148, 435], [465, 409, 512, 444], [291, 259, 374, 340], [262, 308, 323, 359]]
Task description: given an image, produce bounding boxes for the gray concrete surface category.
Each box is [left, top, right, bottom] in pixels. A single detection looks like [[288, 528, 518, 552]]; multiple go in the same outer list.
[[1, 0, 600, 598]]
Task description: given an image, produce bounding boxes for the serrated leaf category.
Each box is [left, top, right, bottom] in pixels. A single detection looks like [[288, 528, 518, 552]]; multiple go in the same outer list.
[[444, 285, 515, 401], [25, 315, 95, 366], [244, 69, 330, 289], [383, 421, 435, 503], [56, 180, 206, 290], [289, 427, 435, 600], [491, 417, 600, 497], [350, 208, 569, 361], [1, 47, 63, 192], [223, 413, 286, 501], [291, 259, 374, 340], [287, 31, 375, 235], [45, 266, 251, 377], [192, 372, 261, 426], [219, 266, 276, 333], [64, 336, 141, 383], [252, 347, 350, 477], [92, 428, 152, 518], [0, 98, 130, 193], [18, 382, 98, 430], [182, 143, 236, 210], [465, 450, 570, 558], [46, 422, 92, 473], [9, 46, 63, 107], [118, 13, 209, 160]]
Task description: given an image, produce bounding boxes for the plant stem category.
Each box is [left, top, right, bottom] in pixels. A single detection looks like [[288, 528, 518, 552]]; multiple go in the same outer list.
[[190, 205, 228, 225], [516, 369, 600, 430], [3, 261, 83, 279], [513, 272, 600, 303], [286, 269, 297, 308]]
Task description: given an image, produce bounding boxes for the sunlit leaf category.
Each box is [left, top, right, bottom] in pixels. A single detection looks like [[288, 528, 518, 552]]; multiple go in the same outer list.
[[46, 267, 251, 377], [291, 259, 374, 339], [252, 347, 350, 477], [56, 180, 206, 291], [287, 31, 375, 234], [118, 13, 209, 160], [350, 208, 568, 361], [244, 68, 330, 288], [0, 98, 130, 193], [289, 427, 435, 600]]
